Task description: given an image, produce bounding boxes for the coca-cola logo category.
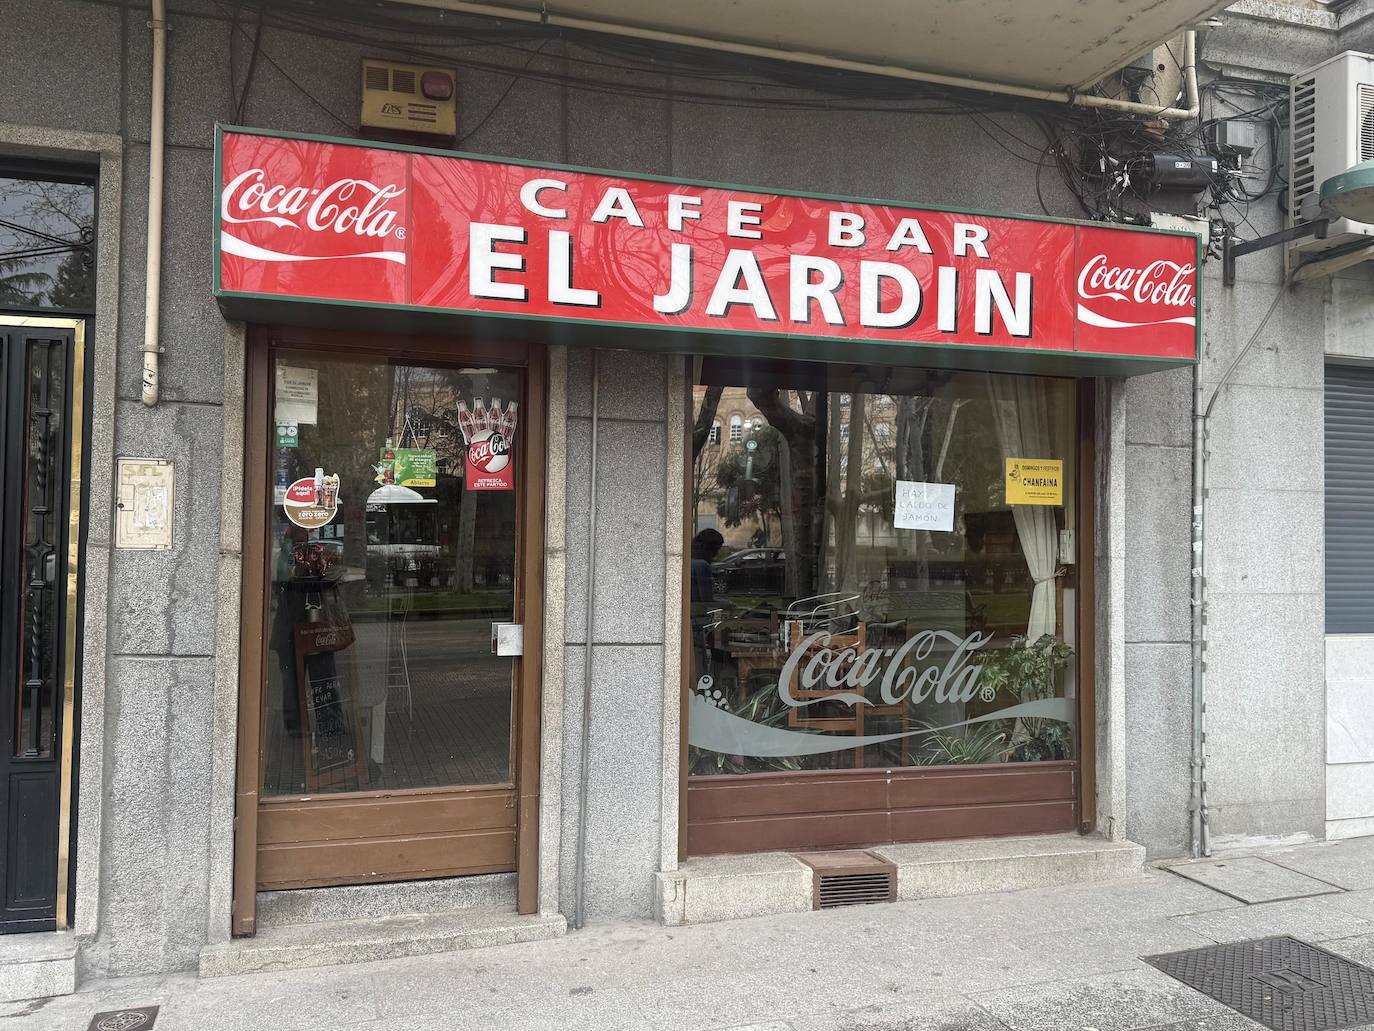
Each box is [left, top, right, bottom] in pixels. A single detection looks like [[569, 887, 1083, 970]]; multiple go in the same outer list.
[[778, 628, 994, 709], [220, 167, 407, 265], [468, 430, 511, 473], [1076, 253, 1197, 330]]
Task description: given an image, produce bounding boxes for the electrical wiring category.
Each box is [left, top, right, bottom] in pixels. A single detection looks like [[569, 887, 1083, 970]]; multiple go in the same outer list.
[[178, 0, 1302, 238], [456, 39, 554, 145]]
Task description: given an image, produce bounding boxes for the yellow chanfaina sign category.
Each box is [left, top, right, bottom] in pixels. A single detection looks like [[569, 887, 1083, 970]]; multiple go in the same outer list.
[[1005, 457, 1063, 506]]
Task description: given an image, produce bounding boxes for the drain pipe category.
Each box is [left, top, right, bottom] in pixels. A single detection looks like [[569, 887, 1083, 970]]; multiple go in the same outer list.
[[142, 0, 167, 407], [1190, 273, 1294, 858], [1189, 362, 1210, 858], [573, 349, 600, 930]]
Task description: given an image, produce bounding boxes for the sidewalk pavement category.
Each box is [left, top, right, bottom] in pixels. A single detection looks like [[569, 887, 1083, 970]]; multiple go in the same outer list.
[[17, 836, 1374, 1031]]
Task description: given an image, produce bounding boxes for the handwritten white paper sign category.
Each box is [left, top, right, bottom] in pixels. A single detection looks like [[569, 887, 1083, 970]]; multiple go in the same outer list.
[[894, 480, 955, 532]]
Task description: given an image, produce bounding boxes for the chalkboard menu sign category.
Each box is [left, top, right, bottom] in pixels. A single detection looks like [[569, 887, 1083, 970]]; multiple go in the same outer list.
[[292, 619, 367, 791]]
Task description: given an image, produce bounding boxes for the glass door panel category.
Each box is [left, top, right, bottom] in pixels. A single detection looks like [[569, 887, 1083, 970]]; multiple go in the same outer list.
[[262, 351, 520, 797]]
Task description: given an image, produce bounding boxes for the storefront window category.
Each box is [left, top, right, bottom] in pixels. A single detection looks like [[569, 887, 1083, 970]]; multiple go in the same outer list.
[[688, 360, 1079, 776]]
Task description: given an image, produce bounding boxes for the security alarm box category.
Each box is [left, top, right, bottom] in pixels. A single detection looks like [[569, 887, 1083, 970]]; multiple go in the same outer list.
[[361, 60, 456, 141]]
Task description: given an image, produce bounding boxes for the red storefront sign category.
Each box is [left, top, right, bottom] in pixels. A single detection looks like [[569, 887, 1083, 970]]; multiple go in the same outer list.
[[216, 127, 1199, 365]]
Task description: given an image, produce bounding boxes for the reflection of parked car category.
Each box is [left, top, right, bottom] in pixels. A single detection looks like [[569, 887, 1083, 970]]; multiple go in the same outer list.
[[712, 548, 786, 595]]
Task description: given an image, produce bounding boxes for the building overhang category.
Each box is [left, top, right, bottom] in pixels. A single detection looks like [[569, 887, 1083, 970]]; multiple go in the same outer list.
[[403, 0, 1231, 93]]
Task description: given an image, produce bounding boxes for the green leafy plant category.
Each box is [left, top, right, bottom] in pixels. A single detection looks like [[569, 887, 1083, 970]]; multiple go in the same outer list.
[[975, 633, 1075, 762], [916, 722, 1012, 766], [976, 633, 1074, 702]]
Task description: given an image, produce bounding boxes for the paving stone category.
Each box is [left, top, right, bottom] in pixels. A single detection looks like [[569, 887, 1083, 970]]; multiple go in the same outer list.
[[1310, 930, 1374, 966], [10, 841, 1366, 1031], [1264, 838, 1374, 891], [1163, 856, 1343, 903], [969, 966, 1230, 1031], [1170, 896, 1374, 944], [789, 996, 1013, 1030], [1125, 1016, 1266, 1031]]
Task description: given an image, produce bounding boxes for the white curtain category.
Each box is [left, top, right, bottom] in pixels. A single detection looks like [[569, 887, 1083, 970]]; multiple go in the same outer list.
[[987, 374, 1059, 642]]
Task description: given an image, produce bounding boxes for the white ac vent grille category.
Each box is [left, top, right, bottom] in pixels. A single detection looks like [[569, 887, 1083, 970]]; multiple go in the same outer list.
[[1360, 83, 1374, 162], [1290, 75, 1317, 214]]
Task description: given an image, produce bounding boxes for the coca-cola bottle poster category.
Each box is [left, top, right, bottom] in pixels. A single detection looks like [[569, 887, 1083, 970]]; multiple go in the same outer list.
[[459, 397, 516, 491]]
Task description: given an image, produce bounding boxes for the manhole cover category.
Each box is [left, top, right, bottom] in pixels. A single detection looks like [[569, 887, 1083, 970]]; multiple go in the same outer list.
[[86, 1006, 158, 1031], [1146, 936, 1374, 1031]]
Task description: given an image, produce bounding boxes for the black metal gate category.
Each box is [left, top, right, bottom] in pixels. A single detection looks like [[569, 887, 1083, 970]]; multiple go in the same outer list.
[[0, 323, 80, 933]]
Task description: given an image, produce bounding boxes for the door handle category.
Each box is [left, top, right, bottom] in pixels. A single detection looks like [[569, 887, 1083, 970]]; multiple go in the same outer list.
[[491, 623, 523, 656]]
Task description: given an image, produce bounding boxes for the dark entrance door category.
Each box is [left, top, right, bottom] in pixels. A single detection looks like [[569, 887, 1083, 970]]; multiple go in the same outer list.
[[0, 319, 83, 933]]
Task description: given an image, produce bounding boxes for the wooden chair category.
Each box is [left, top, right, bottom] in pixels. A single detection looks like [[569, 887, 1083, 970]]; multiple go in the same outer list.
[[786, 619, 868, 767], [864, 619, 913, 767]]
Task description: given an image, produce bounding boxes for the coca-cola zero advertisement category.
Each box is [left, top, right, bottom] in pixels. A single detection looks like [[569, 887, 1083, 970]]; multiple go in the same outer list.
[[217, 127, 1199, 364]]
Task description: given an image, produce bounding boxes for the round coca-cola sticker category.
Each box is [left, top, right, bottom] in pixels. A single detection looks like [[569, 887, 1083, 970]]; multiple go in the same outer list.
[[468, 430, 510, 473], [465, 430, 514, 491], [283, 472, 341, 528]]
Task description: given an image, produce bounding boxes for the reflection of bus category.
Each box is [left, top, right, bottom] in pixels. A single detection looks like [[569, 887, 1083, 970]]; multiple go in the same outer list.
[[365, 497, 444, 586]]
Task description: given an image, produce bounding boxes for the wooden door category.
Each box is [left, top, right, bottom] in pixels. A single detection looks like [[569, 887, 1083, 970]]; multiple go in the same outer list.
[[233, 327, 545, 933]]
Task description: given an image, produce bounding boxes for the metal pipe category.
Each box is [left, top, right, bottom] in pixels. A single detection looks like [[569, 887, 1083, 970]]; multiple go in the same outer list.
[[1190, 360, 1208, 858], [573, 348, 599, 930], [142, 0, 167, 407], [406, 1, 1202, 122]]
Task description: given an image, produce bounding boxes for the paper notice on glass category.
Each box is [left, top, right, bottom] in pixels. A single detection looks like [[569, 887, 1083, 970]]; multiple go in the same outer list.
[[894, 480, 956, 532], [275, 365, 318, 425]]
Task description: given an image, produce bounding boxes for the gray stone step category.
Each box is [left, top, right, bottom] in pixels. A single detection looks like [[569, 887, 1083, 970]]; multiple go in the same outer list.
[[199, 908, 566, 978], [872, 833, 1146, 900], [0, 931, 76, 1002], [256, 873, 516, 928], [657, 833, 1145, 925]]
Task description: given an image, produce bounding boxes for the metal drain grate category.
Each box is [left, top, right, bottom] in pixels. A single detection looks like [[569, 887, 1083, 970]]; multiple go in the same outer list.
[[87, 1007, 159, 1031], [1146, 936, 1374, 1031], [793, 850, 896, 909]]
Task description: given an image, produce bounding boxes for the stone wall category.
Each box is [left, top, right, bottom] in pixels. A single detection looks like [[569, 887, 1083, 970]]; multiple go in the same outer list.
[[0, 0, 1336, 970]]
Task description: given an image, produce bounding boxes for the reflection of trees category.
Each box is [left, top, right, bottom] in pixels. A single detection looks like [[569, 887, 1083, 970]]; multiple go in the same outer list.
[[691, 384, 724, 532], [693, 371, 1011, 605], [0, 177, 94, 309], [393, 367, 513, 595], [745, 388, 826, 597], [715, 424, 784, 541]]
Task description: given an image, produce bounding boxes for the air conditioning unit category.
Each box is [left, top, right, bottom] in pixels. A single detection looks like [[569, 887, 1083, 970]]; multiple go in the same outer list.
[[361, 60, 456, 142], [1289, 51, 1374, 260]]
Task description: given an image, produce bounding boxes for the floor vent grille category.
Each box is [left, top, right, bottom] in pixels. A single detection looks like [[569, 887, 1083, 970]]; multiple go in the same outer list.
[[793, 850, 897, 910]]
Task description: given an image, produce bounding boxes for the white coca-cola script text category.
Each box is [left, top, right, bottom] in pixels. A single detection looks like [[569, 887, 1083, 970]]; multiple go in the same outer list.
[[778, 629, 992, 708], [1077, 253, 1195, 309], [221, 168, 405, 240]]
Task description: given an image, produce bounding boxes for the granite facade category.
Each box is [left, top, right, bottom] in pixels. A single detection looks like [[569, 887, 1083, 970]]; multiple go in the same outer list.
[[0, 0, 1343, 978]]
